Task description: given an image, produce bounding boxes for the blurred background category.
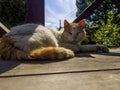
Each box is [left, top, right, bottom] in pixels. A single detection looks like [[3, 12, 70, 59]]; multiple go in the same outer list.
[[0, 0, 120, 47]]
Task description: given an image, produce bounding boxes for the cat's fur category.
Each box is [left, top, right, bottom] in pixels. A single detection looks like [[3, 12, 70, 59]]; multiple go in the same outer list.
[[0, 19, 109, 60]]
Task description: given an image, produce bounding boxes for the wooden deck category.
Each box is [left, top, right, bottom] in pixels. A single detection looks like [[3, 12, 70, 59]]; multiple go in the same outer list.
[[0, 48, 120, 90]]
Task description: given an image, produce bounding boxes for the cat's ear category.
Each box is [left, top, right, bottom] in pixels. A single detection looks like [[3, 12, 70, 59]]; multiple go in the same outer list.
[[78, 19, 86, 28], [64, 20, 70, 27]]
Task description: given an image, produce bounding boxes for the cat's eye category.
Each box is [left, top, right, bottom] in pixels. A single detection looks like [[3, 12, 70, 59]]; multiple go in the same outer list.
[[68, 32, 72, 35]]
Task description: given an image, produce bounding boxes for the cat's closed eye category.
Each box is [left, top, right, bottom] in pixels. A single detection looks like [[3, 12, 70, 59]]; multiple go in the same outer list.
[[68, 32, 72, 35], [76, 32, 80, 35]]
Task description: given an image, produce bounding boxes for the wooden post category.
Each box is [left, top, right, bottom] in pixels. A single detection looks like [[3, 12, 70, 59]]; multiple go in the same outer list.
[[26, 0, 45, 25], [73, 0, 104, 22], [0, 22, 10, 37]]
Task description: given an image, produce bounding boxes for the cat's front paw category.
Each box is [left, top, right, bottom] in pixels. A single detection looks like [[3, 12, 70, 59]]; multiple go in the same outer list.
[[96, 45, 109, 53], [71, 45, 80, 53]]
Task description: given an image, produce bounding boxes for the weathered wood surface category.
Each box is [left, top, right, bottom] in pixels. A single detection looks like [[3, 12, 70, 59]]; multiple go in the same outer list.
[[0, 48, 120, 90]]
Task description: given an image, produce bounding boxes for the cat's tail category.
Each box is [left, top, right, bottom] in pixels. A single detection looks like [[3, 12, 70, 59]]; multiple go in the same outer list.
[[29, 47, 75, 60], [0, 36, 28, 60]]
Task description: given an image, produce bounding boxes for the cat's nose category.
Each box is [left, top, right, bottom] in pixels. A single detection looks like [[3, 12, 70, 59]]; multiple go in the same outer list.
[[73, 37, 77, 41], [72, 38, 77, 42]]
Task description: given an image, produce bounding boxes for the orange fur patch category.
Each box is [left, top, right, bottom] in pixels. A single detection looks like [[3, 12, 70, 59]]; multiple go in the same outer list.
[[29, 47, 75, 60]]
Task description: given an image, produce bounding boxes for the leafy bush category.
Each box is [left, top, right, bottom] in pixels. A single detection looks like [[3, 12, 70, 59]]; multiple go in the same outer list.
[[0, 0, 26, 28], [94, 12, 120, 47]]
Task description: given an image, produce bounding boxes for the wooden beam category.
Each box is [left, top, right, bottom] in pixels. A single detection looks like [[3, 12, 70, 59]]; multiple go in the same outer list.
[[26, 0, 45, 25], [0, 22, 10, 37], [73, 0, 105, 22]]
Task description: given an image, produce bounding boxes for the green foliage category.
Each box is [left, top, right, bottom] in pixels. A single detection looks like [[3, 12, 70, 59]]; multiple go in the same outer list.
[[112, 13, 120, 27], [76, 0, 118, 25], [0, 0, 26, 28], [76, 0, 120, 47], [94, 12, 120, 47], [76, 0, 93, 17]]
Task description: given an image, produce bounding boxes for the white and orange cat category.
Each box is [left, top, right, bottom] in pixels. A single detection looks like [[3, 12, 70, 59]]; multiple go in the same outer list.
[[0, 19, 109, 60]]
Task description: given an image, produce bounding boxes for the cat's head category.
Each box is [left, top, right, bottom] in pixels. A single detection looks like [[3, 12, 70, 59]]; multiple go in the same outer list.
[[62, 19, 86, 44]]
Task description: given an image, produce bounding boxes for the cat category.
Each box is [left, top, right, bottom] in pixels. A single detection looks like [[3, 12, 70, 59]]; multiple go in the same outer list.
[[0, 19, 109, 60], [58, 20, 109, 53]]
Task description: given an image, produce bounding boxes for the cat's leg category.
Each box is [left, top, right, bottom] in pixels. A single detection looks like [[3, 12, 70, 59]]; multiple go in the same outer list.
[[79, 45, 109, 53], [60, 43, 80, 52]]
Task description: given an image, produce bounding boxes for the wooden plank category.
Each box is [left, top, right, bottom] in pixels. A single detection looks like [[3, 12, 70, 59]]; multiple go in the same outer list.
[[0, 22, 10, 37], [26, 0, 45, 25], [73, 0, 105, 22], [0, 48, 120, 76]]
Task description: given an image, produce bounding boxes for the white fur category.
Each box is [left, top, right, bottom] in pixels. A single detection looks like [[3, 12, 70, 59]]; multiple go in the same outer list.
[[6, 24, 59, 53]]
